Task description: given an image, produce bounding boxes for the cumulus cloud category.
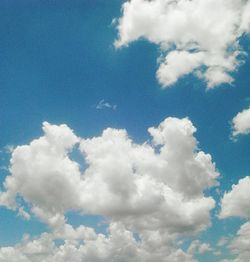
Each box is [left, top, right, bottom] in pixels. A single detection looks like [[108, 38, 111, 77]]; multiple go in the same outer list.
[[0, 121, 81, 227], [0, 117, 220, 261], [220, 222, 250, 262], [220, 176, 250, 219], [0, 222, 197, 262], [219, 177, 250, 261], [232, 107, 250, 137], [229, 222, 250, 255], [115, 0, 250, 89], [187, 240, 213, 255]]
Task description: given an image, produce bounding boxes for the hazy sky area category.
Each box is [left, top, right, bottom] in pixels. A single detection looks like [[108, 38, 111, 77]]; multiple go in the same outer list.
[[0, 1, 250, 261]]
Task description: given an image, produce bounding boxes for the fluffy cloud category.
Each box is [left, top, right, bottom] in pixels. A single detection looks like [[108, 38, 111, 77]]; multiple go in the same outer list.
[[0, 122, 81, 227], [115, 0, 250, 88], [220, 222, 250, 262], [220, 176, 250, 219], [232, 107, 250, 137], [219, 177, 250, 261], [229, 222, 250, 255], [79, 117, 219, 234], [0, 222, 196, 262], [187, 240, 213, 255], [0, 117, 220, 260]]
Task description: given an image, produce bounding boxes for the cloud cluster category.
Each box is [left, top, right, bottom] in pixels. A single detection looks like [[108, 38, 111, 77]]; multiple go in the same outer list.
[[115, 0, 250, 88], [232, 107, 250, 137], [219, 177, 250, 262], [220, 176, 250, 219], [220, 222, 250, 262], [0, 222, 197, 262], [187, 240, 213, 255], [0, 117, 220, 261]]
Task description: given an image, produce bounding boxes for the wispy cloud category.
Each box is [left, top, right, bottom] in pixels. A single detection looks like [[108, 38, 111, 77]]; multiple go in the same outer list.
[[96, 99, 117, 110], [4, 145, 15, 154]]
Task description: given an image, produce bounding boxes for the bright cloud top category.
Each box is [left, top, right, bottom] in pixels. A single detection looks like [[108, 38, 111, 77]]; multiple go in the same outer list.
[[232, 107, 250, 137], [115, 0, 250, 89], [0, 117, 220, 261]]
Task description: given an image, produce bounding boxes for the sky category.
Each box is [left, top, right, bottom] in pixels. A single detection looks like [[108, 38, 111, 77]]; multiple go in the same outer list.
[[0, 0, 250, 261]]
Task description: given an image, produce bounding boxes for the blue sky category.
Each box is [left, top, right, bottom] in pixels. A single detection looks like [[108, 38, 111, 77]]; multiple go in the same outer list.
[[0, 1, 250, 261]]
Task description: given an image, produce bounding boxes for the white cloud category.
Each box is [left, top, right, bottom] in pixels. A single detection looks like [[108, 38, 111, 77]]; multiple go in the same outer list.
[[156, 51, 204, 87], [96, 99, 117, 110], [0, 223, 197, 262], [0, 117, 220, 260], [229, 222, 250, 255], [187, 240, 213, 255], [79, 117, 219, 234], [0, 118, 219, 234], [115, 0, 250, 89], [232, 107, 250, 137], [18, 207, 31, 221], [4, 145, 15, 154], [220, 222, 250, 262], [220, 176, 250, 219], [0, 122, 81, 227], [219, 177, 250, 261]]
